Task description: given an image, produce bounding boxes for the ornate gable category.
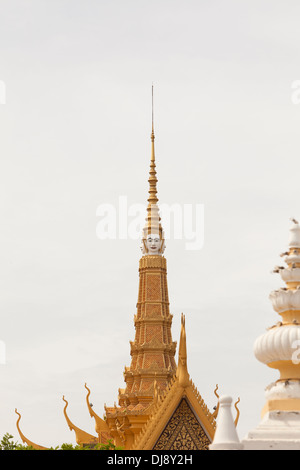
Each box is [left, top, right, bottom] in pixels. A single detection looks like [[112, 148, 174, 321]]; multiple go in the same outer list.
[[131, 315, 217, 450], [153, 398, 211, 450]]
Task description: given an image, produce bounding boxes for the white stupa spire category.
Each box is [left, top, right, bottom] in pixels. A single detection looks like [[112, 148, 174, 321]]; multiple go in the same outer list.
[[242, 219, 300, 450], [254, 220, 300, 382], [210, 396, 243, 450], [289, 218, 300, 248]]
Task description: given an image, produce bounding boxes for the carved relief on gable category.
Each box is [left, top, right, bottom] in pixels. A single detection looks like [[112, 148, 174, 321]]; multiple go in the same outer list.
[[153, 398, 211, 450]]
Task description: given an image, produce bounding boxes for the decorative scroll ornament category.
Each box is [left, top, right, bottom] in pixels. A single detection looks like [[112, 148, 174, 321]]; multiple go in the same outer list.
[[234, 397, 240, 427], [212, 385, 220, 419]]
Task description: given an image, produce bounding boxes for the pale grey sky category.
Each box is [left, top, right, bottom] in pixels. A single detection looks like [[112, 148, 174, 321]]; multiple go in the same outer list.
[[0, 0, 300, 446]]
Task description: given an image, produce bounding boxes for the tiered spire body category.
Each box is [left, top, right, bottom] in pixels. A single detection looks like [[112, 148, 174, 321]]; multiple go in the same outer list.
[[123, 254, 177, 397]]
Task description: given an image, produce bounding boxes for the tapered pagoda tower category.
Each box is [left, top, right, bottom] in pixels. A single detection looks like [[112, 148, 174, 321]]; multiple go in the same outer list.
[[104, 91, 178, 447], [123, 109, 177, 395]]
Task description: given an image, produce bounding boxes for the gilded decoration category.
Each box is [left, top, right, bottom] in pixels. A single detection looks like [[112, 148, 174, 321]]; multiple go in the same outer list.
[[153, 398, 211, 450]]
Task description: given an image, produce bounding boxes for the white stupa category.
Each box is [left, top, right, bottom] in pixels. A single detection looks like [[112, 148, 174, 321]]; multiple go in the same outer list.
[[209, 396, 243, 450], [211, 220, 300, 450]]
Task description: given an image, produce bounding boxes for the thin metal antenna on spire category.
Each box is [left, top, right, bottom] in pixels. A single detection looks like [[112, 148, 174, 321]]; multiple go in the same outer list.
[[150, 84, 155, 159], [151, 83, 154, 137]]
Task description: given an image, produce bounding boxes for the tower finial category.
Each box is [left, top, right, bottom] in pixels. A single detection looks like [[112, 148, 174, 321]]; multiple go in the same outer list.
[[140, 85, 165, 255], [147, 85, 158, 225], [151, 83, 155, 156], [152, 83, 154, 135]]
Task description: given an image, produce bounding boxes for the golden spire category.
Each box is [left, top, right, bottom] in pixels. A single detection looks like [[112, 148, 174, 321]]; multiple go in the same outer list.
[[176, 313, 190, 388], [143, 85, 164, 247]]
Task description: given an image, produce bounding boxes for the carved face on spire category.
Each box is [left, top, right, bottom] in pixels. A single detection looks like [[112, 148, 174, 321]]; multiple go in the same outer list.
[[146, 233, 162, 255], [141, 232, 164, 256]]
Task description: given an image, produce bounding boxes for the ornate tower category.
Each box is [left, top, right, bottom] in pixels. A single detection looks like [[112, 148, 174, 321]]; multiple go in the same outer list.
[[104, 90, 177, 447], [123, 111, 176, 397]]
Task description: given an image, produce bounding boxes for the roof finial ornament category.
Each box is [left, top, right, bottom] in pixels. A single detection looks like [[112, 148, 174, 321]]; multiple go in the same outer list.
[[62, 395, 98, 446], [212, 384, 220, 419], [176, 313, 190, 388], [234, 397, 240, 427], [84, 383, 110, 438], [15, 409, 47, 450]]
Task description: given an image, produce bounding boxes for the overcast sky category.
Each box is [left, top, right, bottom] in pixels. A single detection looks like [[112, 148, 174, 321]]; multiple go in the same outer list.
[[1, 0, 300, 447]]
